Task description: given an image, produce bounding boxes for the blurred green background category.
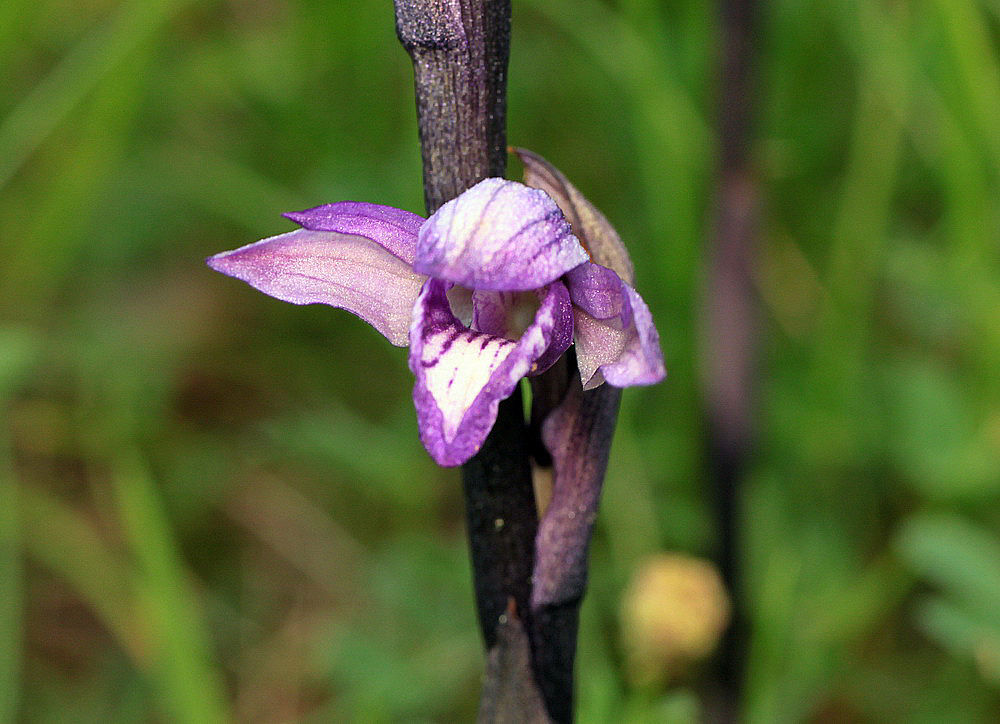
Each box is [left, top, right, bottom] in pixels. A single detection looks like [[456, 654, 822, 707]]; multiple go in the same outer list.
[[3, 0, 999, 720]]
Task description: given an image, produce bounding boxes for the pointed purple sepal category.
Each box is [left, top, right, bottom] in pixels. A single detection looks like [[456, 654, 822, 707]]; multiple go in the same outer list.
[[515, 147, 636, 285], [207, 228, 426, 346], [566, 262, 666, 389], [284, 201, 424, 265]]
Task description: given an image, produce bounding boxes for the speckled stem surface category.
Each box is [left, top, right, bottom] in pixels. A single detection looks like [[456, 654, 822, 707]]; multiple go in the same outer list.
[[393, 2, 552, 720]]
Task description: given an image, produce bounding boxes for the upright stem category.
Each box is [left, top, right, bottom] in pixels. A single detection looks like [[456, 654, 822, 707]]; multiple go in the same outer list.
[[395, 0, 510, 214], [394, 1, 548, 718], [704, 0, 759, 714]]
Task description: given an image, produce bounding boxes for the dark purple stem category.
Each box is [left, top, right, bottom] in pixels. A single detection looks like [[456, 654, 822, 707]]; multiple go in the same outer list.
[[704, 0, 759, 713], [394, 0, 510, 214], [394, 5, 621, 718], [393, 1, 553, 719]]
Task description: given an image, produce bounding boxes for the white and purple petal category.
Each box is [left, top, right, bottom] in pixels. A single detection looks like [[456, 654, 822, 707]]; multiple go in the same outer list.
[[414, 178, 589, 292], [566, 262, 666, 389], [284, 201, 424, 265], [207, 228, 426, 346], [410, 279, 574, 466]]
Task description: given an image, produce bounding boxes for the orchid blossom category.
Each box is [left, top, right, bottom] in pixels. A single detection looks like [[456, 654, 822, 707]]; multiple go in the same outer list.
[[207, 153, 664, 466]]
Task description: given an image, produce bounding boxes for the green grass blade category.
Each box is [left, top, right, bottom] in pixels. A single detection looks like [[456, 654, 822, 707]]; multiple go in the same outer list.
[[813, 0, 910, 393], [526, 0, 710, 281], [0, 0, 184, 189], [0, 0, 192, 314], [0, 326, 42, 722], [930, 0, 1000, 170], [18, 484, 142, 658], [0, 474, 20, 724], [0, 0, 34, 71], [111, 451, 229, 724], [897, 512, 1000, 624]]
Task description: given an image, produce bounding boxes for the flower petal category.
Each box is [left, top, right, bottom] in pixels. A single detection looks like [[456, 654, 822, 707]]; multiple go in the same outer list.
[[284, 201, 423, 265], [573, 309, 626, 390], [567, 263, 666, 389], [514, 147, 635, 285], [531, 285, 575, 376], [600, 284, 665, 387], [207, 228, 426, 346], [414, 178, 589, 291], [410, 279, 574, 466], [565, 262, 627, 320]]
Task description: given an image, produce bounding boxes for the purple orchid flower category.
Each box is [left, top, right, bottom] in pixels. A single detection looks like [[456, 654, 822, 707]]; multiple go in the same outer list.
[[207, 156, 665, 466]]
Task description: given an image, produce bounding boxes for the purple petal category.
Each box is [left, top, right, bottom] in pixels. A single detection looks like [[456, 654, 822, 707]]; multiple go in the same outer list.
[[567, 263, 666, 389], [530, 285, 574, 376], [284, 201, 424, 265], [565, 262, 627, 321], [599, 284, 665, 387], [414, 178, 589, 291], [207, 228, 426, 346], [470, 286, 574, 375], [409, 279, 574, 466], [469, 289, 517, 337], [514, 147, 635, 285]]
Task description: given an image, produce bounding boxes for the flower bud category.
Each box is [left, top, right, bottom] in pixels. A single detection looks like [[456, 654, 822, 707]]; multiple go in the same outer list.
[[620, 553, 730, 685]]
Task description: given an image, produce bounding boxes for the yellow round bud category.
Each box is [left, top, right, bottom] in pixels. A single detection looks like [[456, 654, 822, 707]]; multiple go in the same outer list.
[[620, 553, 731, 685]]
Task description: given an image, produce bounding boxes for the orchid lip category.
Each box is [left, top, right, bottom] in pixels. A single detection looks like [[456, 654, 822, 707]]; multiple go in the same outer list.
[[409, 278, 573, 466]]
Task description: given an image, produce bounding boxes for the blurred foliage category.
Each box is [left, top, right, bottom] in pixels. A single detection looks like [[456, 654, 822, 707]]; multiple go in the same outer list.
[[2, 0, 999, 721]]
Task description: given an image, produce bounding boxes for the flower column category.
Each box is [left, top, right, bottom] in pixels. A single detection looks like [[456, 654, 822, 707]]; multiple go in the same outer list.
[[392, 0, 550, 718]]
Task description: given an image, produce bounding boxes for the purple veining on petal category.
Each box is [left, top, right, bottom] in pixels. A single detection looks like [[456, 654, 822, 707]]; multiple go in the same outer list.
[[284, 201, 424, 265], [470, 285, 574, 376], [565, 262, 665, 389], [409, 278, 573, 466], [414, 178, 589, 291], [207, 228, 426, 346]]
